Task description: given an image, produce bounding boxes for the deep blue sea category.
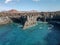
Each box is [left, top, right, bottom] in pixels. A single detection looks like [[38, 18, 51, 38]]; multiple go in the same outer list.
[[0, 22, 60, 45]]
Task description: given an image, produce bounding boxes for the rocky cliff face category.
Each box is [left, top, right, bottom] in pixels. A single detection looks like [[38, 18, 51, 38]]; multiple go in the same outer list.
[[0, 16, 12, 25], [0, 9, 60, 25], [0, 9, 60, 17]]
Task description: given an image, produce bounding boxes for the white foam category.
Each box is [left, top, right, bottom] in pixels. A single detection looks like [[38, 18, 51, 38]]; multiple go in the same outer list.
[[39, 27, 43, 29], [48, 25, 54, 30]]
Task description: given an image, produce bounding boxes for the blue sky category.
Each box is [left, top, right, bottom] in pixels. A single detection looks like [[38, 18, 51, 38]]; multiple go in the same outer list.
[[0, 0, 60, 11]]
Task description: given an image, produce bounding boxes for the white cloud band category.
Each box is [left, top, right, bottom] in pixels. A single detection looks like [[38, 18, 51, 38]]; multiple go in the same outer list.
[[32, 0, 40, 2], [5, 0, 12, 3]]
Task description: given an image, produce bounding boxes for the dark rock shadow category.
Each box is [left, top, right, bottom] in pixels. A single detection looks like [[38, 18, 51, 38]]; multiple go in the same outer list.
[[10, 16, 27, 26], [36, 17, 44, 22], [11, 18, 21, 24]]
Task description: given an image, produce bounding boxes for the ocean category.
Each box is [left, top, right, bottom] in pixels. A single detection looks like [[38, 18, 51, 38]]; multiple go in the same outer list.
[[0, 22, 60, 45]]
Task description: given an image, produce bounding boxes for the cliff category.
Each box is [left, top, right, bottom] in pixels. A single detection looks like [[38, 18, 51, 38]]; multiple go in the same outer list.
[[0, 16, 12, 25], [0, 9, 60, 25]]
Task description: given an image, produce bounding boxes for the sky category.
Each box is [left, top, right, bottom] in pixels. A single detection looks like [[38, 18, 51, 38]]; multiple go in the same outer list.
[[0, 0, 60, 12]]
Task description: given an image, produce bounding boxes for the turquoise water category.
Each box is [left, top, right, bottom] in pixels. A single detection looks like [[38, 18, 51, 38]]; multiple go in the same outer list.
[[0, 22, 60, 45]]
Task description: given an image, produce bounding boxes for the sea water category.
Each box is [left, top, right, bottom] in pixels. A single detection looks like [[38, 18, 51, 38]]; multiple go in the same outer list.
[[0, 22, 60, 45]]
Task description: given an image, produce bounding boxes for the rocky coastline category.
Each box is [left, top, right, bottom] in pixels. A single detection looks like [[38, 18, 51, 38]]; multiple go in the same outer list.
[[0, 10, 60, 29], [0, 16, 12, 25]]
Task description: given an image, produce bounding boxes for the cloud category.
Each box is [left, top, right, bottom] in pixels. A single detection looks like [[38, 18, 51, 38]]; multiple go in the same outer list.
[[5, 0, 12, 3], [32, 0, 40, 2]]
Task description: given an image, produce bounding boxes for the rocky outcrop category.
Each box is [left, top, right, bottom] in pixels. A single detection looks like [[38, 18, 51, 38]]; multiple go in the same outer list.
[[23, 16, 37, 29], [0, 16, 12, 25], [0, 9, 60, 29], [23, 20, 37, 29]]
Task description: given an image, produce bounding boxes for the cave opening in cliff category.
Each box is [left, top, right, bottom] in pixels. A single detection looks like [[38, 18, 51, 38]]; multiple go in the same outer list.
[[36, 17, 44, 22]]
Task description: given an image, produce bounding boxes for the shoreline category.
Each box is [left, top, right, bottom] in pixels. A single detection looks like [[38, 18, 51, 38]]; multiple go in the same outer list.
[[0, 16, 12, 25]]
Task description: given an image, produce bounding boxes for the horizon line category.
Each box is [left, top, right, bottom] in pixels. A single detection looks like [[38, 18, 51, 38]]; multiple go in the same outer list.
[[0, 9, 60, 12]]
